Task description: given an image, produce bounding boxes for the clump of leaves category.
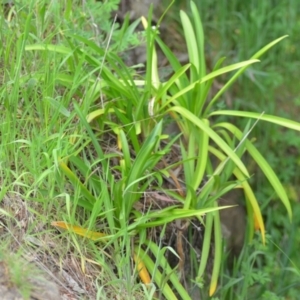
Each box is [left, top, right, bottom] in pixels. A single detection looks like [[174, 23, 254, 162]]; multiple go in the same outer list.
[[25, 1, 300, 298]]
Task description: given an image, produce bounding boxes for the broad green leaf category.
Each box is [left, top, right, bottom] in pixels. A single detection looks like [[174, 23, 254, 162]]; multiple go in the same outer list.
[[210, 208, 222, 296], [208, 145, 266, 243], [169, 107, 250, 177], [137, 247, 179, 300], [202, 57, 226, 109], [210, 110, 300, 132], [180, 9, 199, 81], [252, 35, 288, 58], [68, 155, 104, 195], [70, 34, 105, 56], [180, 138, 193, 194], [133, 206, 233, 229], [197, 211, 213, 278], [162, 60, 259, 110], [141, 16, 160, 89], [206, 36, 288, 110], [215, 122, 292, 219], [234, 168, 266, 244], [155, 35, 190, 92], [73, 103, 108, 170]]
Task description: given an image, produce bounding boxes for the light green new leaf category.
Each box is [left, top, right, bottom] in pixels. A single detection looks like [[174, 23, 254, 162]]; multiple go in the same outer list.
[[180, 9, 199, 80], [190, 1, 205, 79], [252, 35, 288, 59]]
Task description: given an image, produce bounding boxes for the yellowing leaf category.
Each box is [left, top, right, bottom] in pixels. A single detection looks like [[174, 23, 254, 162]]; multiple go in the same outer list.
[[141, 16, 148, 29], [133, 253, 151, 285], [209, 281, 217, 297], [51, 221, 107, 241], [254, 213, 260, 231], [233, 169, 265, 244]]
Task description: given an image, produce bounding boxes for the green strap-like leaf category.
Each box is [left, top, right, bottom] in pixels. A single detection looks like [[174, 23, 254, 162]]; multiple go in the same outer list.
[[169, 106, 250, 177], [161, 59, 259, 110], [215, 122, 292, 220], [210, 110, 300, 132], [206, 35, 288, 110], [210, 207, 222, 296]]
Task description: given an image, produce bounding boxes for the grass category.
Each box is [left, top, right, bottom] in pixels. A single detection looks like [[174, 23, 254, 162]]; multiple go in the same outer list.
[[0, 0, 300, 299], [0, 1, 127, 298]]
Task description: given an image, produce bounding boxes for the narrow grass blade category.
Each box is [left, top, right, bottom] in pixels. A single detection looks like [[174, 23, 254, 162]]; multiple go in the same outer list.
[[138, 249, 178, 300], [73, 103, 108, 170], [190, 1, 205, 78], [59, 160, 95, 210], [155, 35, 190, 92]]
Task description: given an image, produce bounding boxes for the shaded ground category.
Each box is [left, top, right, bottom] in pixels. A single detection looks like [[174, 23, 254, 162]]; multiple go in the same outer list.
[[0, 194, 100, 300]]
